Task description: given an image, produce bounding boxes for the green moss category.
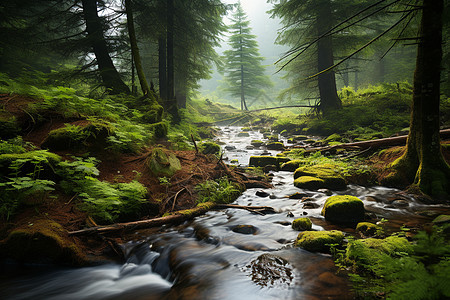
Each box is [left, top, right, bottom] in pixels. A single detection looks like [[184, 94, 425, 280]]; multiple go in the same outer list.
[[196, 201, 216, 210], [249, 156, 277, 168], [150, 121, 168, 138], [294, 163, 347, 190], [198, 141, 221, 155], [251, 140, 264, 147], [295, 230, 344, 252], [0, 150, 61, 177], [292, 217, 312, 231], [280, 159, 303, 171], [325, 133, 342, 142], [147, 147, 181, 177], [293, 176, 325, 190], [345, 236, 413, 267], [321, 195, 365, 224], [0, 219, 86, 265], [356, 222, 381, 236], [241, 127, 251, 132], [266, 141, 285, 150], [432, 215, 450, 224], [0, 112, 20, 138], [42, 121, 113, 151]]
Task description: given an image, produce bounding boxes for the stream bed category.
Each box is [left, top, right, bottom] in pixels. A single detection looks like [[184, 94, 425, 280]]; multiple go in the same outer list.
[[1, 126, 448, 300]]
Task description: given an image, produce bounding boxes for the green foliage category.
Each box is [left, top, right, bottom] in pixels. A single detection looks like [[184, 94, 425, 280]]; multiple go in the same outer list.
[[0, 150, 59, 220], [342, 226, 450, 299], [0, 137, 27, 154], [78, 179, 147, 224], [195, 177, 243, 204]]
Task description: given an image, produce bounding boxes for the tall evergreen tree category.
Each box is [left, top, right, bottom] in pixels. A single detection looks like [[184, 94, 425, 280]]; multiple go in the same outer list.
[[270, 0, 370, 115], [221, 1, 272, 111]]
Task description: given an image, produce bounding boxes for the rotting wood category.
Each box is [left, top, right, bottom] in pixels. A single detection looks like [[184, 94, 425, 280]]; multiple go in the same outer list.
[[294, 129, 450, 152], [68, 203, 275, 236]]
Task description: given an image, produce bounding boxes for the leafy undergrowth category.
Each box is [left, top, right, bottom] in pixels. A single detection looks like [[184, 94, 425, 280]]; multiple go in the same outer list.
[[334, 225, 450, 299], [272, 82, 450, 140]]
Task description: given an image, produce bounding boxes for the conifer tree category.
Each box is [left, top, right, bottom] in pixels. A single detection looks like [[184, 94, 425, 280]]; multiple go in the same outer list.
[[221, 1, 272, 111]]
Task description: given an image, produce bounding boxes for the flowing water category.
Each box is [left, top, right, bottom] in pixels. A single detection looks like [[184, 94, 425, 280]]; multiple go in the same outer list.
[[1, 127, 448, 300]]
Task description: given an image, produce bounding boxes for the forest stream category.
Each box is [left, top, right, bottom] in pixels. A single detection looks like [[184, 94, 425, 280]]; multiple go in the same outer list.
[[1, 127, 449, 300]]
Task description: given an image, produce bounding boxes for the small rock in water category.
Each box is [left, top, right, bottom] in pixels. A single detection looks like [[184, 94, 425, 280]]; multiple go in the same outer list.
[[261, 151, 271, 156], [318, 189, 333, 196], [246, 254, 294, 288], [256, 190, 270, 197], [232, 225, 258, 235], [302, 211, 308, 215], [392, 199, 409, 207], [303, 202, 320, 209], [225, 145, 236, 150], [246, 145, 255, 150], [286, 212, 294, 218], [288, 192, 309, 199], [269, 193, 277, 199], [264, 165, 278, 173]]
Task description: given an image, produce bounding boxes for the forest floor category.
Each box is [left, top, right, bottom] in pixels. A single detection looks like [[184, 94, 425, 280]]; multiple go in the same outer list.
[[1, 93, 450, 264]]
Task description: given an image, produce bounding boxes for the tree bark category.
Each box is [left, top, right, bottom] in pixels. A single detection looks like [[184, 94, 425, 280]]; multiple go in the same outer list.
[[166, 0, 175, 102], [316, 0, 341, 115], [158, 37, 168, 101], [388, 0, 450, 198], [125, 0, 149, 95], [81, 0, 129, 94]]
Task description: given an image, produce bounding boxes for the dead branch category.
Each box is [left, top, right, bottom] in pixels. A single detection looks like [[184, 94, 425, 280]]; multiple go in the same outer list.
[[68, 203, 276, 236]]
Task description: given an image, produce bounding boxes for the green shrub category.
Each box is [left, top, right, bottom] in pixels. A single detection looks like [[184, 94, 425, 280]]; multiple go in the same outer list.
[[195, 177, 243, 204]]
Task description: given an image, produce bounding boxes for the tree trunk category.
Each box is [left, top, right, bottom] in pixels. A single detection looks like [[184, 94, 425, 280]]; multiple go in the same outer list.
[[316, 0, 341, 115], [81, 0, 129, 94], [388, 0, 450, 198], [167, 0, 175, 102], [125, 0, 149, 95], [158, 37, 168, 101]]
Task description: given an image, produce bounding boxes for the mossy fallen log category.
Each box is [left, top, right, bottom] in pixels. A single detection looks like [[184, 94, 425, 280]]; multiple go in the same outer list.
[[68, 204, 275, 236]]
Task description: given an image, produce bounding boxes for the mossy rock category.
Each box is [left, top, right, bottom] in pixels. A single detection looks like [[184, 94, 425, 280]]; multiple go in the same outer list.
[[432, 215, 450, 225], [198, 141, 221, 155], [280, 160, 303, 172], [292, 217, 312, 231], [0, 219, 86, 265], [141, 103, 164, 124], [249, 156, 290, 170], [150, 121, 168, 138], [42, 120, 113, 151], [0, 150, 61, 177], [294, 176, 326, 190], [293, 135, 308, 141], [325, 133, 342, 143], [266, 141, 285, 150], [356, 222, 381, 236], [251, 140, 264, 147], [294, 163, 347, 190], [147, 147, 181, 177], [345, 236, 413, 267], [0, 112, 20, 139], [237, 132, 250, 137], [295, 230, 344, 252], [241, 127, 251, 132], [321, 195, 365, 224]]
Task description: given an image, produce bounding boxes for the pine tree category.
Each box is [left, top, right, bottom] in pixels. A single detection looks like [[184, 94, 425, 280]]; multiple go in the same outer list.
[[221, 1, 272, 111]]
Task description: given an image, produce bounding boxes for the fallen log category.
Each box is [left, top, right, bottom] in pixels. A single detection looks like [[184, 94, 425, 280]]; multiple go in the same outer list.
[[68, 203, 275, 236], [295, 128, 450, 152]]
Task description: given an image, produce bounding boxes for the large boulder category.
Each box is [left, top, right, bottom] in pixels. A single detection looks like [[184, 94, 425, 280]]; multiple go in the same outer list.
[[42, 120, 113, 151], [321, 195, 365, 224], [147, 147, 181, 177], [0, 219, 86, 265], [266, 141, 285, 150], [249, 156, 290, 170], [198, 141, 221, 155], [295, 230, 344, 252], [280, 159, 303, 172], [294, 163, 346, 190], [294, 176, 326, 190]]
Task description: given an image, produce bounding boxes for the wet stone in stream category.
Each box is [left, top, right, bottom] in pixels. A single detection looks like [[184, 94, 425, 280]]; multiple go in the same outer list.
[[245, 254, 294, 288]]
